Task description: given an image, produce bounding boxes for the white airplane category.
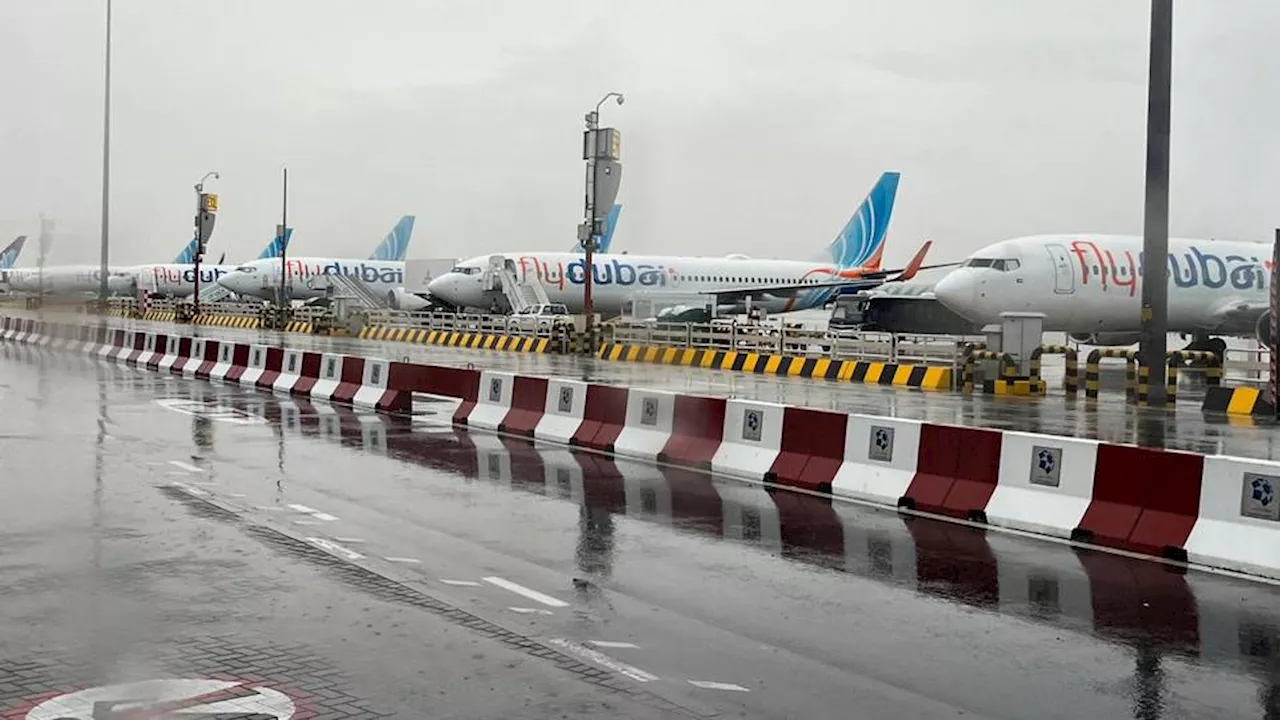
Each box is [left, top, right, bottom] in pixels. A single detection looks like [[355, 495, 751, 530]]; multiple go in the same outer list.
[[931, 234, 1272, 354], [2, 234, 201, 296], [426, 172, 940, 319], [215, 210, 621, 310], [129, 229, 292, 298], [215, 216, 416, 301]]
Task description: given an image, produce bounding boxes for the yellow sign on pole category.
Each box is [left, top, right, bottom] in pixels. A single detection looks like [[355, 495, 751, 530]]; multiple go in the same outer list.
[[201, 193, 219, 212]]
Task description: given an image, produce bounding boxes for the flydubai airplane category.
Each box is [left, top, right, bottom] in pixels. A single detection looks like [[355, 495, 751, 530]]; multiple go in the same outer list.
[[129, 228, 294, 297], [2, 235, 201, 296], [216, 215, 418, 301], [215, 209, 620, 307], [932, 233, 1273, 353], [426, 172, 937, 319]]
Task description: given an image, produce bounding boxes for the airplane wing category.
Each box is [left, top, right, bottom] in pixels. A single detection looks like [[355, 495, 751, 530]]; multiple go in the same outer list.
[[696, 241, 953, 302], [1203, 298, 1269, 335]]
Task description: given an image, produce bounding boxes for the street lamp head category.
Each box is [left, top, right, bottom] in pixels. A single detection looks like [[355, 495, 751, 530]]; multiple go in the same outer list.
[[614, 94, 625, 106]]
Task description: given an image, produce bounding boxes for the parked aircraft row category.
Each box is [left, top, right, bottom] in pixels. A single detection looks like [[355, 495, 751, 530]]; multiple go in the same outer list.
[[3, 173, 1271, 356]]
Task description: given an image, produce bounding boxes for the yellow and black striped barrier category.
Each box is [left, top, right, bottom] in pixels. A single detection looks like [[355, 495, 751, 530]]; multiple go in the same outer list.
[[141, 310, 177, 322], [961, 348, 1043, 395], [1084, 348, 1138, 401], [597, 343, 953, 390], [1029, 344, 1078, 395], [1203, 385, 1274, 418], [358, 325, 551, 353], [1165, 350, 1221, 404], [195, 314, 261, 329]]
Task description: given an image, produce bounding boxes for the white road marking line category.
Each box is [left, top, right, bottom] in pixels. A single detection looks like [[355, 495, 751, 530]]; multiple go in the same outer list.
[[227, 493, 247, 498], [168, 460, 204, 473], [255, 506, 286, 512], [588, 641, 639, 649], [286, 503, 338, 522], [688, 680, 750, 692], [384, 557, 421, 564], [483, 576, 569, 608], [546, 638, 658, 683], [305, 537, 364, 561], [292, 520, 321, 526], [508, 607, 554, 615], [333, 537, 365, 543], [439, 579, 482, 587]]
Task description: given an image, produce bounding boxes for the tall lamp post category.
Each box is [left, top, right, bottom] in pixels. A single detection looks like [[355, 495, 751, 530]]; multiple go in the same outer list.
[[580, 92, 624, 347], [193, 171, 219, 315], [97, 0, 113, 307], [1138, 0, 1173, 407]]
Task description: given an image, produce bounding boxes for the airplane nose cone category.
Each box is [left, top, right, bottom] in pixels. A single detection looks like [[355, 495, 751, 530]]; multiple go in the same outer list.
[[933, 271, 978, 319], [427, 275, 454, 303], [216, 274, 237, 291]]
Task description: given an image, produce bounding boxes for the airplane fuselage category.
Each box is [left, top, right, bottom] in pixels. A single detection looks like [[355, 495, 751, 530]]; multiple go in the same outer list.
[[428, 252, 871, 316], [216, 257, 405, 301], [933, 234, 1270, 337]]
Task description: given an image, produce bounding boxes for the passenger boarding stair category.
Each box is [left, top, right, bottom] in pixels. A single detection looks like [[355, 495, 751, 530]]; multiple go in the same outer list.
[[319, 272, 391, 309], [484, 255, 549, 312], [198, 282, 235, 304]]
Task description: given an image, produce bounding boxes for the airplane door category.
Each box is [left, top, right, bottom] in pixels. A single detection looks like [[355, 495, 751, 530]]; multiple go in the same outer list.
[[1046, 245, 1074, 294]]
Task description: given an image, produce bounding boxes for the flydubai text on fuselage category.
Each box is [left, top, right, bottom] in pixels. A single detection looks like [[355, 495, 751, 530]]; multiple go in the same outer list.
[[933, 234, 1271, 338], [215, 258, 404, 300], [432, 253, 880, 315]]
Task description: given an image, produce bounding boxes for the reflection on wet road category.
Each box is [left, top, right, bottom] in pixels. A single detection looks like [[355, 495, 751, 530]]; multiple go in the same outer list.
[[94, 315, 1280, 460], [3, 344, 1279, 719]]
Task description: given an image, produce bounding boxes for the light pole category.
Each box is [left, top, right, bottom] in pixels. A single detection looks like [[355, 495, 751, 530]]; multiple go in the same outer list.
[[193, 171, 219, 315], [1138, 0, 1173, 407], [97, 0, 113, 307], [581, 92, 624, 346]]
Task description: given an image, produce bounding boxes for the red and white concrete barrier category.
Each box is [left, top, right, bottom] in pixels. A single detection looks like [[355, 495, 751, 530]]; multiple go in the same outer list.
[[534, 378, 589, 444], [1185, 456, 1280, 577], [612, 388, 677, 462], [711, 399, 785, 481], [831, 415, 923, 506]]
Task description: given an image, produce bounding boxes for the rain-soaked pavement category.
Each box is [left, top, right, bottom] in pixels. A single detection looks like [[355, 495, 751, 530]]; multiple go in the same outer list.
[[89, 315, 1280, 460], [2, 344, 1280, 719]]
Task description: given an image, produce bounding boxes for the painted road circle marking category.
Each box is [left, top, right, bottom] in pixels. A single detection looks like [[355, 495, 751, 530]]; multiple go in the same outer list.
[[155, 398, 267, 425], [13, 678, 301, 719]]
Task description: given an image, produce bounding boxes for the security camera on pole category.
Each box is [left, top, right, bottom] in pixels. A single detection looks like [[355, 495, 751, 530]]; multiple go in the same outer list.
[[578, 92, 624, 352], [192, 172, 219, 318]]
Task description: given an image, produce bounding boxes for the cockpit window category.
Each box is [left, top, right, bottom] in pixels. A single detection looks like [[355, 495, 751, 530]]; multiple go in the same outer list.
[[235, 265, 257, 273], [450, 266, 481, 275], [964, 258, 1020, 271]]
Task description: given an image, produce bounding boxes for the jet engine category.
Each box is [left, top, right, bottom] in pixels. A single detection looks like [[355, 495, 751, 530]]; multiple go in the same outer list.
[[1257, 310, 1272, 347], [388, 288, 432, 312], [1068, 332, 1142, 346]]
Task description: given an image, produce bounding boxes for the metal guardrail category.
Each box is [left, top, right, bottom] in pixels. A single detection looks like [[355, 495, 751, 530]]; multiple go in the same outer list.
[[603, 319, 978, 369]]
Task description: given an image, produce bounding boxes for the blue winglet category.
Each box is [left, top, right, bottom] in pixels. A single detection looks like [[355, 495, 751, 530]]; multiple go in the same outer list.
[[369, 216, 415, 261], [814, 172, 900, 269], [173, 236, 200, 264], [257, 228, 294, 260], [0, 236, 26, 270], [571, 205, 623, 253]]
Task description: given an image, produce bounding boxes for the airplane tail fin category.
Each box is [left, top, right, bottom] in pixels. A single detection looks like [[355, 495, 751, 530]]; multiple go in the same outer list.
[[890, 240, 931, 283], [173, 236, 200, 264], [813, 171, 900, 269], [368, 215, 415, 261], [257, 228, 293, 260], [0, 236, 27, 270], [571, 204, 622, 253], [216, 251, 227, 265]]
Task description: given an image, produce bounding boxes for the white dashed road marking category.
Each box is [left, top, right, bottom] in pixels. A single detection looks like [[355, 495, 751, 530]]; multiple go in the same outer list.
[[168, 460, 204, 473], [588, 641, 639, 649], [688, 680, 750, 692], [508, 607, 554, 616], [483, 576, 569, 608], [439, 579, 482, 587], [546, 638, 658, 683], [384, 557, 422, 564], [305, 537, 364, 561]]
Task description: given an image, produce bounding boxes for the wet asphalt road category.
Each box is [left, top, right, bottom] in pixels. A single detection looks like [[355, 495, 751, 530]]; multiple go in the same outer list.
[[95, 315, 1280, 460], [3, 345, 1280, 719]]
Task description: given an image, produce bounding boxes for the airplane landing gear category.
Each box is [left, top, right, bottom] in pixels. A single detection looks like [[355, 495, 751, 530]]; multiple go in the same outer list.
[[1179, 333, 1227, 366]]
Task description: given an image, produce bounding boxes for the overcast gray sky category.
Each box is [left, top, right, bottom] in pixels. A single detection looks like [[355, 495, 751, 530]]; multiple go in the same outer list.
[[1, 0, 1278, 268]]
